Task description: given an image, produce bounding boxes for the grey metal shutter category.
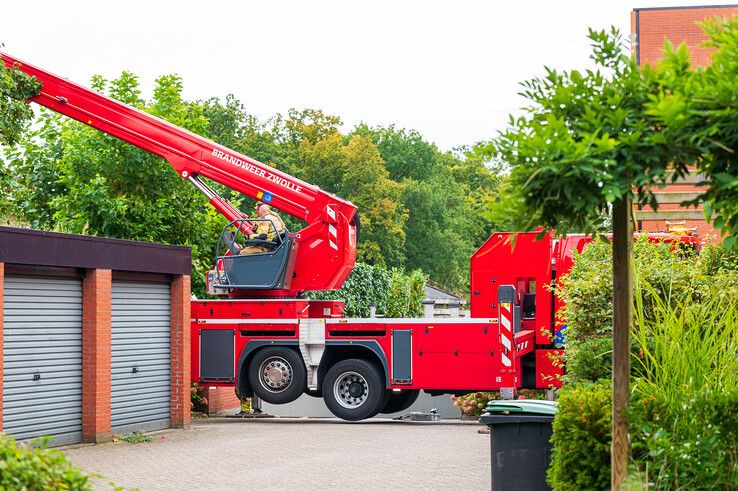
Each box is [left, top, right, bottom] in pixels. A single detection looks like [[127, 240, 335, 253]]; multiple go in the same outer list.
[[2, 276, 83, 445], [111, 281, 171, 433]]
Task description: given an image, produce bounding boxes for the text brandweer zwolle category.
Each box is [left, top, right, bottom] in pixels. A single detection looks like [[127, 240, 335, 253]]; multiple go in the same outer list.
[[211, 148, 303, 193]]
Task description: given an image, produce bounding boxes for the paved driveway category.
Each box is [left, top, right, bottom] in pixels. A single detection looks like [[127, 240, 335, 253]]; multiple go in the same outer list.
[[64, 419, 490, 490]]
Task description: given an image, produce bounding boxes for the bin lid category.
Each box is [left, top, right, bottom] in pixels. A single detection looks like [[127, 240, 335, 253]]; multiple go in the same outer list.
[[479, 413, 554, 425], [484, 399, 558, 416]]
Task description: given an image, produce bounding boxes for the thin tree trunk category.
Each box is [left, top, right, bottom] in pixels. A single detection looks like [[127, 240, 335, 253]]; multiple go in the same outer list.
[[612, 196, 633, 489]]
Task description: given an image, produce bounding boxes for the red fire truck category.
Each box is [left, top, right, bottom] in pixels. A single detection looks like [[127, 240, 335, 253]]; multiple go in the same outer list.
[[6, 53, 694, 421]]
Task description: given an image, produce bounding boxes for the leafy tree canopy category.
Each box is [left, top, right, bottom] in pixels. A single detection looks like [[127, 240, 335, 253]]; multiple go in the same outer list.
[[0, 47, 41, 146], [484, 27, 695, 235]]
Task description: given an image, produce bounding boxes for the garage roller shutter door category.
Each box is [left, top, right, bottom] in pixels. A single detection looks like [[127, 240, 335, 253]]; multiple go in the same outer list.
[[111, 281, 171, 433], [2, 276, 83, 445]]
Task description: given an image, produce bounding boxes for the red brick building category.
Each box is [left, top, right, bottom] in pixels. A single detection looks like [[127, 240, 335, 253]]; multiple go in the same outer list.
[[631, 5, 738, 238]]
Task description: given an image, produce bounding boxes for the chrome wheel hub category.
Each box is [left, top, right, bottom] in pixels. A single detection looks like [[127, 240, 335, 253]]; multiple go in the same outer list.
[[334, 371, 369, 409], [259, 357, 293, 392]]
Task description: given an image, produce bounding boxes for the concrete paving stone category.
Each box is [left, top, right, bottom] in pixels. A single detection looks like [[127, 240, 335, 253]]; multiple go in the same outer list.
[[64, 419, 490, 490]]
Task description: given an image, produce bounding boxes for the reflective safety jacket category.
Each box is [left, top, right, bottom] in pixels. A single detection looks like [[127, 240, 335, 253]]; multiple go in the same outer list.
[[253, 212, 286, 241]]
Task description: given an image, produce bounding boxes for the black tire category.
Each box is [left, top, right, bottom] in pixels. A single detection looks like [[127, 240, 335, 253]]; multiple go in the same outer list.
[[322, 359, 386, 421], [248, 347, 306, 404], [380, 390, 420, 414]]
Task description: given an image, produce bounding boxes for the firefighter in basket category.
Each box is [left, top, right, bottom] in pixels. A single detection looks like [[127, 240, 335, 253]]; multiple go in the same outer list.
[[239, 203, 287, 255]]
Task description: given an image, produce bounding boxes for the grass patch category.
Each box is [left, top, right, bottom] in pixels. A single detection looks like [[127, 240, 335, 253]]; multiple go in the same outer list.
[[113, 432, 153, 444]]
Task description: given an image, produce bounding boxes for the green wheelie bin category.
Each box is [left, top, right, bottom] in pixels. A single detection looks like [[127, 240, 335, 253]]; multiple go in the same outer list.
[[479, 400, 558, 491]]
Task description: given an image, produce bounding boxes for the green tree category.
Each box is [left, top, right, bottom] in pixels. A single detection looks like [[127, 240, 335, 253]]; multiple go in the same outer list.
[[341, 135, 407, 267], [1, 49, 42, 218], [298, 129, 346, 196], [353, 124, 444, 182], [448, 144, 501, 245], [277, 108, 342, 178], [2, 110, 65, 227], [0, 50, 41, 146], [197, 94, 248, 150], [353, 123, 498, 291], [232, 111, 414, 270], [401, 179, 474, 292], [484, 27, 700, 487]]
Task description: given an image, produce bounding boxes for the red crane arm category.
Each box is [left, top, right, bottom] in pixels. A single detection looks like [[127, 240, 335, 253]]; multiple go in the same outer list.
[[1, 52, 357, 294]]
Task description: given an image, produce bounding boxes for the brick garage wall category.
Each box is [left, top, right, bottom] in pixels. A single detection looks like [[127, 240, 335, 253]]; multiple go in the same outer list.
[[170, 275, 191, 428], [82, 269, 112, 443], [77, 270, 193, 441], [202, 386, 241, 415], [632, 6, 738, 238]]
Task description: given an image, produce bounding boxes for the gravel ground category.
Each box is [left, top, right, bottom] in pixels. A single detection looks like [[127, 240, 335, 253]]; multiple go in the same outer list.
[[64, 419, 490, 490]]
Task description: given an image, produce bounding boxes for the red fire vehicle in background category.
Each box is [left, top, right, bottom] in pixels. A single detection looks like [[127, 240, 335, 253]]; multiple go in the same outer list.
[[3, 53, 699, 421]]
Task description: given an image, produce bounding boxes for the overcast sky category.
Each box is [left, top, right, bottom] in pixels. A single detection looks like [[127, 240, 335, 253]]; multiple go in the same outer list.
[[2, 1, 734, 151]]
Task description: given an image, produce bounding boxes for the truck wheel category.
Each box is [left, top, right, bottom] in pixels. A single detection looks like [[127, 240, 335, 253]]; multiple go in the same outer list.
[[380, 390, 420, 414], [323, 359, 386, 421], [248, 347, 306, 404]]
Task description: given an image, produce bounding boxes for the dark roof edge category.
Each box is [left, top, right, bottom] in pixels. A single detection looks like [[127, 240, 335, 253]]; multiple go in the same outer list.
[[634, 4, 738, 12], [0, 226, 192, 276], [0, 226, 190, 251]]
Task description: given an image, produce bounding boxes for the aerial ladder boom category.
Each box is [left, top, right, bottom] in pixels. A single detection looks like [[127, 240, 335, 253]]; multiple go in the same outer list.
[[1, 53, 358, 295]]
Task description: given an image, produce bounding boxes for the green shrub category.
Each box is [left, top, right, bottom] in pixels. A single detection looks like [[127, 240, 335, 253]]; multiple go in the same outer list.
[[311, 262, 427, 317], [407, 269, 428, 317], [632, 285, 738, 412], [311, 262, 390, 317], [0, 434, 91, 490], [700, 240, 738, 274], [557, 238, 738, 384], [547, 380, 612, 491], [563, 336, 612, 385], [629, 287, 738, 489], [630, 391, 738, 490], [386, 268, 428, 317], [547, 384, 678, 491], [549, 272, 738, 490]]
